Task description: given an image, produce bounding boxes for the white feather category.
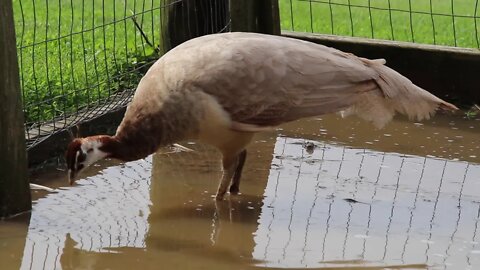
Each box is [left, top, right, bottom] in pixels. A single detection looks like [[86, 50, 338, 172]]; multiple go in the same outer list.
[[80, 139, 108, 169]]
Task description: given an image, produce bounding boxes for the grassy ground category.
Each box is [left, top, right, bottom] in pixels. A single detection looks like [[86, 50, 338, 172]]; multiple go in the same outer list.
[[14, 0, 161, 124], [280, 0, 480, 48]]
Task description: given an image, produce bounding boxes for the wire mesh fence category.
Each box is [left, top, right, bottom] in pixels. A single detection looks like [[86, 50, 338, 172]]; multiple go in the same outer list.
[[14, 0, 479, 151], [13, 0, 230, 149], [280, 0, 480, 48]]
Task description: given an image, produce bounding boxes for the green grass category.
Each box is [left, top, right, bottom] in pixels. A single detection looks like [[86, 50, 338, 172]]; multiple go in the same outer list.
[[280, 0, 480, 48], [14, 0, 161, 125]]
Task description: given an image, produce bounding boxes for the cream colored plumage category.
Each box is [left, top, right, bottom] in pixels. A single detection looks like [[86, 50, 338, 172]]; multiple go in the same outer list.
[[66, 32, 457, 199]]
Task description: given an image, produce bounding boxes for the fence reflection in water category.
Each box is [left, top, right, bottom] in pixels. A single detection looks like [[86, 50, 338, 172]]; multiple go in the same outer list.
[[19, 136, 480, 269]]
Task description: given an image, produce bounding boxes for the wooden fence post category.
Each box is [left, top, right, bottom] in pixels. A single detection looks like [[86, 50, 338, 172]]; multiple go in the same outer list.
[[230, 0, 280, 35], [0, 0, 32, 218], [160, 0, 280, 53], [160, 0, 230, 52]]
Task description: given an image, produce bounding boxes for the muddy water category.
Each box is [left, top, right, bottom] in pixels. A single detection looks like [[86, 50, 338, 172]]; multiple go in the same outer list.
[[1, 113, 480, 270]]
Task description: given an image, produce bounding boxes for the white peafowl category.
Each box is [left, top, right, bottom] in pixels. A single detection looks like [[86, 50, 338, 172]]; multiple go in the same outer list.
[[66, 32, 458, 200]]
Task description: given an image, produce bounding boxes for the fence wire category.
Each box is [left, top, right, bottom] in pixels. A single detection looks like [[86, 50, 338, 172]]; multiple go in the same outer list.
[[14, 0, 230, 149], [281, 0, 480, 48]]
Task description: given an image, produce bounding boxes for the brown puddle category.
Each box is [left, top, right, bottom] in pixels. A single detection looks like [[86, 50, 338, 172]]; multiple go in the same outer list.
[[1, 113, 479, 269]]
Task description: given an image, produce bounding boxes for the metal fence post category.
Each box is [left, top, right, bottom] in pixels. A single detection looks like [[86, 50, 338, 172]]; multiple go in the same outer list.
[[230, 0, 280, 35], [0, 0, 32, 218]]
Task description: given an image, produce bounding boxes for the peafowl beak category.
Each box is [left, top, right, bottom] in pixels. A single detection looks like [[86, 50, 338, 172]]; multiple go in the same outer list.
[[66, 138, 83, 186]]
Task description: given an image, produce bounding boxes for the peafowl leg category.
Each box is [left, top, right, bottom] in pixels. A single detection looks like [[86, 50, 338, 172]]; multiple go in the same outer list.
[[215, 148, 249, 200], [216, 154, 239, 200], [229, 150, 247, 195]]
